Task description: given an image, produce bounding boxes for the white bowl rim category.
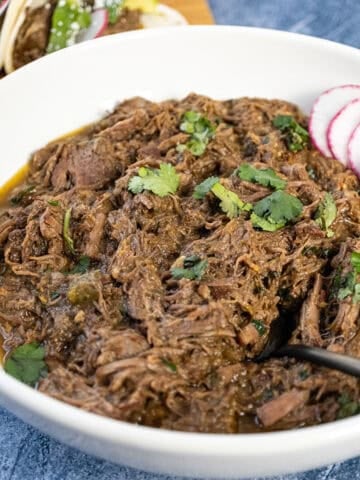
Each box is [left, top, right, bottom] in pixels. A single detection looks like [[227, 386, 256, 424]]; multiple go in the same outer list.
[[1, 25, 360, 461]]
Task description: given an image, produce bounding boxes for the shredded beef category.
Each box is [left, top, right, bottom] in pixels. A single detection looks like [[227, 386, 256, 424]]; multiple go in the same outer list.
[[1, 94, 360, 433]]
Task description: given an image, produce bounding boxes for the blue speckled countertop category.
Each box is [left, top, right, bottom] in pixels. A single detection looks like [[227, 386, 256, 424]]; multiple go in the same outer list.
[[1, 1, 360, 479]]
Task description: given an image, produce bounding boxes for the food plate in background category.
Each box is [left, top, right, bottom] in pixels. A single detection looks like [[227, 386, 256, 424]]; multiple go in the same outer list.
[[1, 26, 360, 479], [0, 0, 188, 74]]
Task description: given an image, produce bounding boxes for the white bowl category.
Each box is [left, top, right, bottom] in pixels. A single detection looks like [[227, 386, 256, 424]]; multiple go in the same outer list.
[[1, 26, 360, 479]]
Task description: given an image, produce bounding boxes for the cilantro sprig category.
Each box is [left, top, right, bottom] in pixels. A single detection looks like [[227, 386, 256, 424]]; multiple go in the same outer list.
[[178, 111, 216, 156], [193, 177, 252, 218], [273, 115, 309, 152], [236, 163, 286, 190], [47, 0, 91, 53], [128, 163, 180, 197], [63, 208, 75, 255], [251, 190, 303, 232], [335, 252, 360, 303], [171, 255, 208, 281], [315, 193, 337, 238], [4, 343, 47, 387]]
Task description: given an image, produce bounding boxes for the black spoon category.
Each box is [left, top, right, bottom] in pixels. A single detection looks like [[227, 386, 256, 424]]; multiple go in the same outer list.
[[256, 313, 360, 377]]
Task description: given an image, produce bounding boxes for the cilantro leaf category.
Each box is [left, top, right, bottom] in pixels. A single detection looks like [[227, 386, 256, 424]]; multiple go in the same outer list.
[[315, 193, 337, 238], [47, 0, 91, 53], [10, 186, 35, 205], [69, 255, 91, 275], [63, 208, 75, 255], [4, 343, 47, 387], [338, 271, 356, 300], [162, 359, 177, 373], [252, 319, 266, 336], [171, 255, 208, 281], [251, 190, 303, 231], [250, 213, 286, 232], [128, 163, 180, 197], [273, 115, 309, 152], [178, 111, 216, 157], [211, 182, 252, 219], [193, 176, 220, 199], [337, 394, 360, 419], [47, 200, 60, 207], [236, 163, 286, 190], [351, 252, 360, 273]]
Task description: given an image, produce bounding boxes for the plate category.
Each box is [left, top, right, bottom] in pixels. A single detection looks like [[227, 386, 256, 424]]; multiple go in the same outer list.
[[1, 26, 360, 479]]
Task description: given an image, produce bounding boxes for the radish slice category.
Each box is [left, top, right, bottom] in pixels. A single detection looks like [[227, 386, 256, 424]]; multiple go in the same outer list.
[[309, 85, 360, 157], [327, 99, 360, 166], [76, 9, 109, 43], [0, 0, 9, 16], [348, 123, 360, 175]]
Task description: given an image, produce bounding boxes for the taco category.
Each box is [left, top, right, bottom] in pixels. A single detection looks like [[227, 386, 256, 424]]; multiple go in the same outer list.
[[0, 0, 187, 74]]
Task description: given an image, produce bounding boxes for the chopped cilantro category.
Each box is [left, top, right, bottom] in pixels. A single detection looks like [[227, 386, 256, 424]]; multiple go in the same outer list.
[[162, 359, 177, 373], [337, 393, 360, 419], [193, 176, 219, 199], [251, 190, 303, 232], [63, 208, 75, 255], [351, 252, 360, 273], [47, 200, 60, 207], [10, 185, 35, 205], [128, 163, 180, 197], [315, 193, 337, 238], [68, 255, 91, 275], [4, 343, 47, 387], [178, 111, 216, 157], [171, 255, 208, 281], [211, 182, 253, 219], [273, 115, 309, 152], [47, 0, 91, 53], [299, 369, 310, 380], [236, 163, 286, 190], [307, 166, 317, 180], [252, 319, 266, 336], [50, 291, 61, 300]]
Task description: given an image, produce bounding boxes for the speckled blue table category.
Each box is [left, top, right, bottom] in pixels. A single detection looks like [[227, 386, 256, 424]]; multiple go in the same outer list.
[[2, 1, 360, 479]]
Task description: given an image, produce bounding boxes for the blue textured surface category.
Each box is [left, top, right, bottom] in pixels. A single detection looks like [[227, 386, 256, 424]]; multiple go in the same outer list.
[[1, 1, 360, 479]]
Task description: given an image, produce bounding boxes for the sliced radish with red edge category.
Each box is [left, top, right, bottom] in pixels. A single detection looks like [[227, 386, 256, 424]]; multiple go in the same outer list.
[[327, 99, 360, 166], [76, 9, 109, 43], [0, 0, 9, 16], [348, 123, 360, 176], [309, 85, 360, 158]]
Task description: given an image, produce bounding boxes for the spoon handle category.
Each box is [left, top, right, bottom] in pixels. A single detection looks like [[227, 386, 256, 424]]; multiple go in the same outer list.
[[275, 344, 360, 378]]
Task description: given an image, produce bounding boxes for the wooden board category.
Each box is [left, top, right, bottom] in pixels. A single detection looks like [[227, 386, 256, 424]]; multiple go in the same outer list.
[[162, 0, 214, 24]]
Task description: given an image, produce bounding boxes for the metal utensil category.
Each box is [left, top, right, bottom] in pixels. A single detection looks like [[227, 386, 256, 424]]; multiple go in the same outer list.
[[256, 314, 360, 377]]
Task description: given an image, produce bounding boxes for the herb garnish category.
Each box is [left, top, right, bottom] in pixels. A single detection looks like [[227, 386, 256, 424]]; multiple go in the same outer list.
[[162, 359, 177, 373], [337, 393, 360, 419], [4, 343, 47, 387], [47, 0, 91, 53], [236, 163, 286, 190], [68, 255, 91, 275], [251, 190, 303, 232], [273, 115, 309, 152], [252, 319, 266, 336], [171, 255, 208, 281], [10, 186, 35, 205], [193, 176, 219, 199], [47, 200, 60, 207], [178, 111, 216, 156], [212, 183, 253, 218], [335, 252, 360, 302], [50, 291, 61, 300], [63, 208, 75, 255], [128, 163, 180, 197], [315, 193, 337, 238]]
